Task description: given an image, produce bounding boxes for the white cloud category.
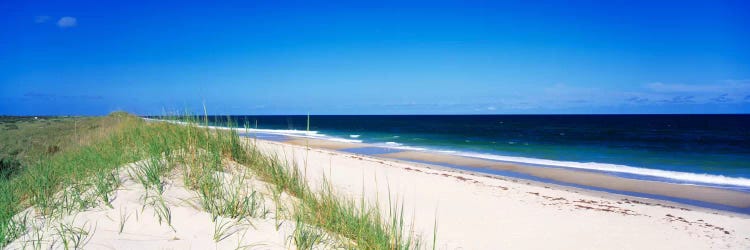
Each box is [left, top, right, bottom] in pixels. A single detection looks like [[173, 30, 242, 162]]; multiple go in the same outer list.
[[34, 16, 50, 23], [57, 16, 77, 28], [635, 80, 750, 104], [528, 80, 750, 109], [646, 80, 750, 93]]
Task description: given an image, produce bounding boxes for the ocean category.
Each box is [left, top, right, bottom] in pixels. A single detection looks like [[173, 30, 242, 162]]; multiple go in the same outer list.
[[194, 114, 750, 192]]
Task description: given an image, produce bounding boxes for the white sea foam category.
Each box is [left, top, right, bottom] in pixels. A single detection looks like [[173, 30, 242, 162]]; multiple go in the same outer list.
[[452, 151, 750, 188], [242, 128, 321, 137], [349, 134, 360, 138], [437, 150, 457, 154], [146, 118, 750, 188], [146, 118, 323, 137], [373, 142, 428, 151], [327, 138, 363, 143], [311, 134, 750, 188]]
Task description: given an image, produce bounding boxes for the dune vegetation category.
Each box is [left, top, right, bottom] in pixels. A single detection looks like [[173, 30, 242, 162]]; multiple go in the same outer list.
[[0, 112, 426, 249]]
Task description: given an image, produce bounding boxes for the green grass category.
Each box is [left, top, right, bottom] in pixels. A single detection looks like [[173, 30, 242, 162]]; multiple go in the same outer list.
[[151, 195, 174, 231], [0, 115, 122, 176], [53, 220, 95, 249], [0, 113, 145, 246], [197, 172, 269, 223], [118, 208, 130, 234], [128, 157, 167, 194], [291, 213, 325, 250], [92, 170, 120, 208], [212, 217, 237, 242], [0, 112, 430, 249]]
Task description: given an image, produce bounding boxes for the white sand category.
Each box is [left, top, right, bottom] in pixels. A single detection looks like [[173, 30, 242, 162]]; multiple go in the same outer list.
[[6, 160, 334, 250], [253, 138, 750, 249], [7, 136, 750, 249]]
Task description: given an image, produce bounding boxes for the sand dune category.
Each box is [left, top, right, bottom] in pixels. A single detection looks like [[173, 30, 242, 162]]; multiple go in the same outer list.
[[6, 160, 334, 249], [6, 137, 749, 249]]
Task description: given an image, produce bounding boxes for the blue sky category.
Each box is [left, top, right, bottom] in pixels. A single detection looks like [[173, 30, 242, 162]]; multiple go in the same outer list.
[[1, 1, 749, 115]]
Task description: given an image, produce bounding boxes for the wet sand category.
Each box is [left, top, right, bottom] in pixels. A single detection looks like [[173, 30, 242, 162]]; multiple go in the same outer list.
[[282, 137, 750, 213], [253, 137, 750, 249]]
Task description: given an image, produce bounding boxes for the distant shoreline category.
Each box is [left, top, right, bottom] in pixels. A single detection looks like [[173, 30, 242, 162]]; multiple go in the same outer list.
[[275, 136, 750, 215], [247, 133, 750, 248], [129, 117, 750, 248], [151, 117, 750, 215], [148, 114, 750, 185]]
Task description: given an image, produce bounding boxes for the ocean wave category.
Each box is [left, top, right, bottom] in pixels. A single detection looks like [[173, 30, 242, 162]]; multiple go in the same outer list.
[[349, 134, 360, 138], [453, 151, 750, 188], [146, 118, 750, 188], [209, 123, 365, 143], [327, 138, 363, 143], [373, 142, 428, 151], [147, 118, 323, 137], [240, 128, 320, 136]]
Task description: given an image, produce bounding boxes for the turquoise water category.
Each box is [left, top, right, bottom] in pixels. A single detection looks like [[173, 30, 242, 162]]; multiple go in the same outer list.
[[192, 115, 750, 191]]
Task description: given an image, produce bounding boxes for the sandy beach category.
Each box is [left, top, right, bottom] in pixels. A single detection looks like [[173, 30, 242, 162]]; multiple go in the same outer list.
[[5, 159, 323, 249], [6, 131, 749, 249], [281, 138, 750, 211], [257, 137, 750, 249], [6, 0, 749, 248]]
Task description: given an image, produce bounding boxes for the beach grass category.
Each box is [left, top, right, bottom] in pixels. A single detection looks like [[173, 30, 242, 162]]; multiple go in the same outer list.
[[53, 220, 95, 249], [0, 115, 124, 169], [0, 112, 427, 249]]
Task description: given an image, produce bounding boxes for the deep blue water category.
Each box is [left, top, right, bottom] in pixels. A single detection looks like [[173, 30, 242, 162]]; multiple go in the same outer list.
[[178, 115, 750, 188]]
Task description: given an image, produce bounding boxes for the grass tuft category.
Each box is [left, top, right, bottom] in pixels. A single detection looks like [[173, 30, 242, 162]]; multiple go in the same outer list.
[[54, 221, 95, 249], [118, 208, 130, 234], [0, 112, 433, 249], [291, 213, 325, 250]]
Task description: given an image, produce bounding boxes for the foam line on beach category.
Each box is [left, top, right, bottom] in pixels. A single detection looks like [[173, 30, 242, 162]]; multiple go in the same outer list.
[[145, 118, 363, 143], [338, 146, 405, 155], [449, 151, 750, 189], [146, 118, 750, 190], [397, 158, 750, 215], [349, 135, 750, 189], [371, 142, 430, 151]]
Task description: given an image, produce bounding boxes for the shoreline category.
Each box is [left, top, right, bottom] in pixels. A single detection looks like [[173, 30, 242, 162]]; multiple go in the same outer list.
[[274, 136, 750, 215], [375, 155, 750, 218], [152, 119, 750, 214], [237, 129, 750, 191], [248, 136, 750, 249]]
